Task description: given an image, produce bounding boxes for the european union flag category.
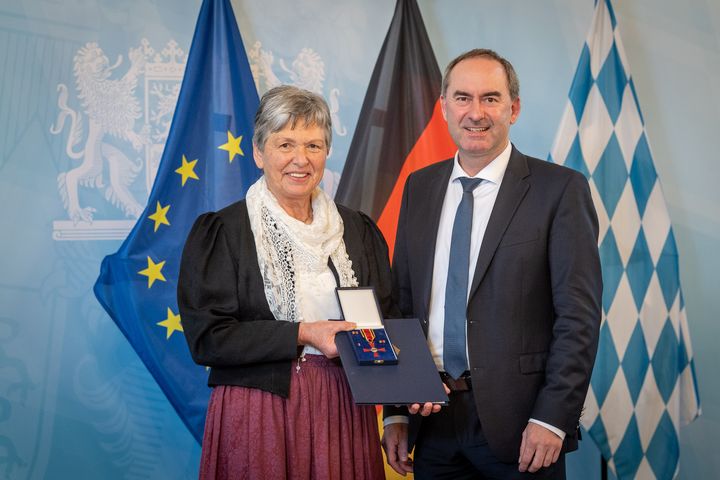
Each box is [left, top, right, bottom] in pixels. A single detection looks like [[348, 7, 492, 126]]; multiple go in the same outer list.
[[93, 0, 261, 443]]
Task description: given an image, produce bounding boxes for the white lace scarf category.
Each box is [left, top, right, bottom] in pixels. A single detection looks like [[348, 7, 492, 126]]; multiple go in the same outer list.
[[245, 177, 358, 322]]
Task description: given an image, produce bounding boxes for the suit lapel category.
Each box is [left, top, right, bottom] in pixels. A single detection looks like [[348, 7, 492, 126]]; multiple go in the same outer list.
[[468, 147, 530, 300], [415, 160, 453, 320]]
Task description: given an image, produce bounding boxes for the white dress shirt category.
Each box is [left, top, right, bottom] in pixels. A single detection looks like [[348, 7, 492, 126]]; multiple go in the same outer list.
[[426, 144, 510, 370]]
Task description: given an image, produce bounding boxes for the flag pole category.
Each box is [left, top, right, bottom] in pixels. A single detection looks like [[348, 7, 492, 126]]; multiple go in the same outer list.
[[601, 456, 608, 480]]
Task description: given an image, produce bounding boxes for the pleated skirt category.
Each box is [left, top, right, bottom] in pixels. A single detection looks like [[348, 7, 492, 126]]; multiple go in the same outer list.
[[199, 355, 385, 480]]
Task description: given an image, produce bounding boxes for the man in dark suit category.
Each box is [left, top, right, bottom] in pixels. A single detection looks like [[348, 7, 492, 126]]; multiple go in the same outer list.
[[381, 49, 602, 479]]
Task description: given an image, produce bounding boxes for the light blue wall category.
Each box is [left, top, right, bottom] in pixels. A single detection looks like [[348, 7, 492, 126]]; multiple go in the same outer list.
[[0, 0, 717, 478]]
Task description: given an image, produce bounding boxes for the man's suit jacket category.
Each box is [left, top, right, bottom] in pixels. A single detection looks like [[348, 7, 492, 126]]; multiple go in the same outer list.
[[386, 146, 602, 463]]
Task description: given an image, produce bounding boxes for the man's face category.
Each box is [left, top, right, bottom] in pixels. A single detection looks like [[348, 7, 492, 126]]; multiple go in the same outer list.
[[441, 57, 520, 167]]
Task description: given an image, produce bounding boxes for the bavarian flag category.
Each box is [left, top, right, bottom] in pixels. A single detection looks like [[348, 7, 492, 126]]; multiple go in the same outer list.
[[93, 0, 262, 443], [334, 0, 455, 257]]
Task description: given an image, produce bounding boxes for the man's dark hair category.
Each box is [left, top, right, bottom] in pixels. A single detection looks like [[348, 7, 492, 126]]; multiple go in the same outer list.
[[441, 48, 520, 100]]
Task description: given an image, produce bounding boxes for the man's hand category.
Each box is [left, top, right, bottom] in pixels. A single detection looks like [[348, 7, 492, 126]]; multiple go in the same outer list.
[[297, 320, 356, 358], [407, 383, 450, 416], [407, 402, 441, 416], [382, 423, 413, 476], [518, 422, 563, 473]]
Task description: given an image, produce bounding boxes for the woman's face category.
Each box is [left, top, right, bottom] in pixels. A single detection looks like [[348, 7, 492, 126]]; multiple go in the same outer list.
[[253, 121, 328, 209]]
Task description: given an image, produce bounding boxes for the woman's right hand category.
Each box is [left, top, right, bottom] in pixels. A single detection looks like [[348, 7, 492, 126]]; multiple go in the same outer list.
[[297, 320, 356, 358]]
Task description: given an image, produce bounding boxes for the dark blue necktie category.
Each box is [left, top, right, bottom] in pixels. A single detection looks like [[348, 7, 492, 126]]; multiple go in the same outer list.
[[443, 177, 483, 379]]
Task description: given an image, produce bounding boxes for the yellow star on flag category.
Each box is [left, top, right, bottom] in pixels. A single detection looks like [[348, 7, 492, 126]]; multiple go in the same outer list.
[[138, 256, 166, 288], [218, 131, 244, 163], [157, 307, 183, 339], [147, 201, 171, 232], [175, 155, 199, 186]]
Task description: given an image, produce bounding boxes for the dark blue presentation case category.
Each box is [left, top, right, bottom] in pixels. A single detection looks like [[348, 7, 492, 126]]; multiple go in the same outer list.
[[336, 286, 398, 365], [336, 317, 448, 405], [334, 287, 448, 405]]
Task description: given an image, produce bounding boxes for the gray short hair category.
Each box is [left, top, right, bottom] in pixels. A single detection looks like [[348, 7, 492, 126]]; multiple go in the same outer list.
[[441, 48, 520, 101], [253, 85, 332, 151]]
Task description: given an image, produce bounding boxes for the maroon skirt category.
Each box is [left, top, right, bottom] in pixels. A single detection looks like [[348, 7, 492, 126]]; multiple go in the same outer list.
[[199, 355, 385, 480]]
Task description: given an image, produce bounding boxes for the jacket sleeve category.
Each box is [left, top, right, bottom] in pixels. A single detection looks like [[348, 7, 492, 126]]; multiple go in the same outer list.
[[383, 177, 414, 421], [531, 171, 602, 434], [391, 175, 414, 318], [177, 212, 299, 368]]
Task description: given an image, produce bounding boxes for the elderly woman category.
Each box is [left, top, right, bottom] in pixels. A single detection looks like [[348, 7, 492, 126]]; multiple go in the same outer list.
[[178, 85, 393, 479]]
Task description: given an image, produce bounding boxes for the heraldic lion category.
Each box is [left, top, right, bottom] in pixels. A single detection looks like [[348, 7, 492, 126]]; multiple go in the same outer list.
[[51, 42, 149, 223]]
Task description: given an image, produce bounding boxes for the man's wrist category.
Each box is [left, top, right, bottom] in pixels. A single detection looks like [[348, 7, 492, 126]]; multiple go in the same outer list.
[[383, 415, 409, 428], [528, 418, 566, 440]]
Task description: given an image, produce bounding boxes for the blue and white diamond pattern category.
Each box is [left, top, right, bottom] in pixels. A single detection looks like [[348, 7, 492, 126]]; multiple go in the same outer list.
[[548, 0, 700, 478]]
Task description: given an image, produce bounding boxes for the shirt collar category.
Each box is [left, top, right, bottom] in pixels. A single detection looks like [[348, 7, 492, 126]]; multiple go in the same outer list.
[[450, 141, 512, 186]]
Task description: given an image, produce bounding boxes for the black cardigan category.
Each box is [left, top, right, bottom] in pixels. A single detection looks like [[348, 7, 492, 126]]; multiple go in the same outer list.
[[178, 199, 396, 398]]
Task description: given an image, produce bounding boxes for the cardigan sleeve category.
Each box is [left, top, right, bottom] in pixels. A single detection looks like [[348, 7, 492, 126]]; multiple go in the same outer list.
[[177, 211, 300, 368]]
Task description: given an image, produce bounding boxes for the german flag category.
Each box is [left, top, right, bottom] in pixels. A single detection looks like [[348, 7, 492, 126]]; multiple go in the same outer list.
[[334, 0, 456, 258]]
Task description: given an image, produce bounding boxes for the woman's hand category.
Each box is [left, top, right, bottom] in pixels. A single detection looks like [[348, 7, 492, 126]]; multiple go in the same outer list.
[[298, 320, 356, 358]]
